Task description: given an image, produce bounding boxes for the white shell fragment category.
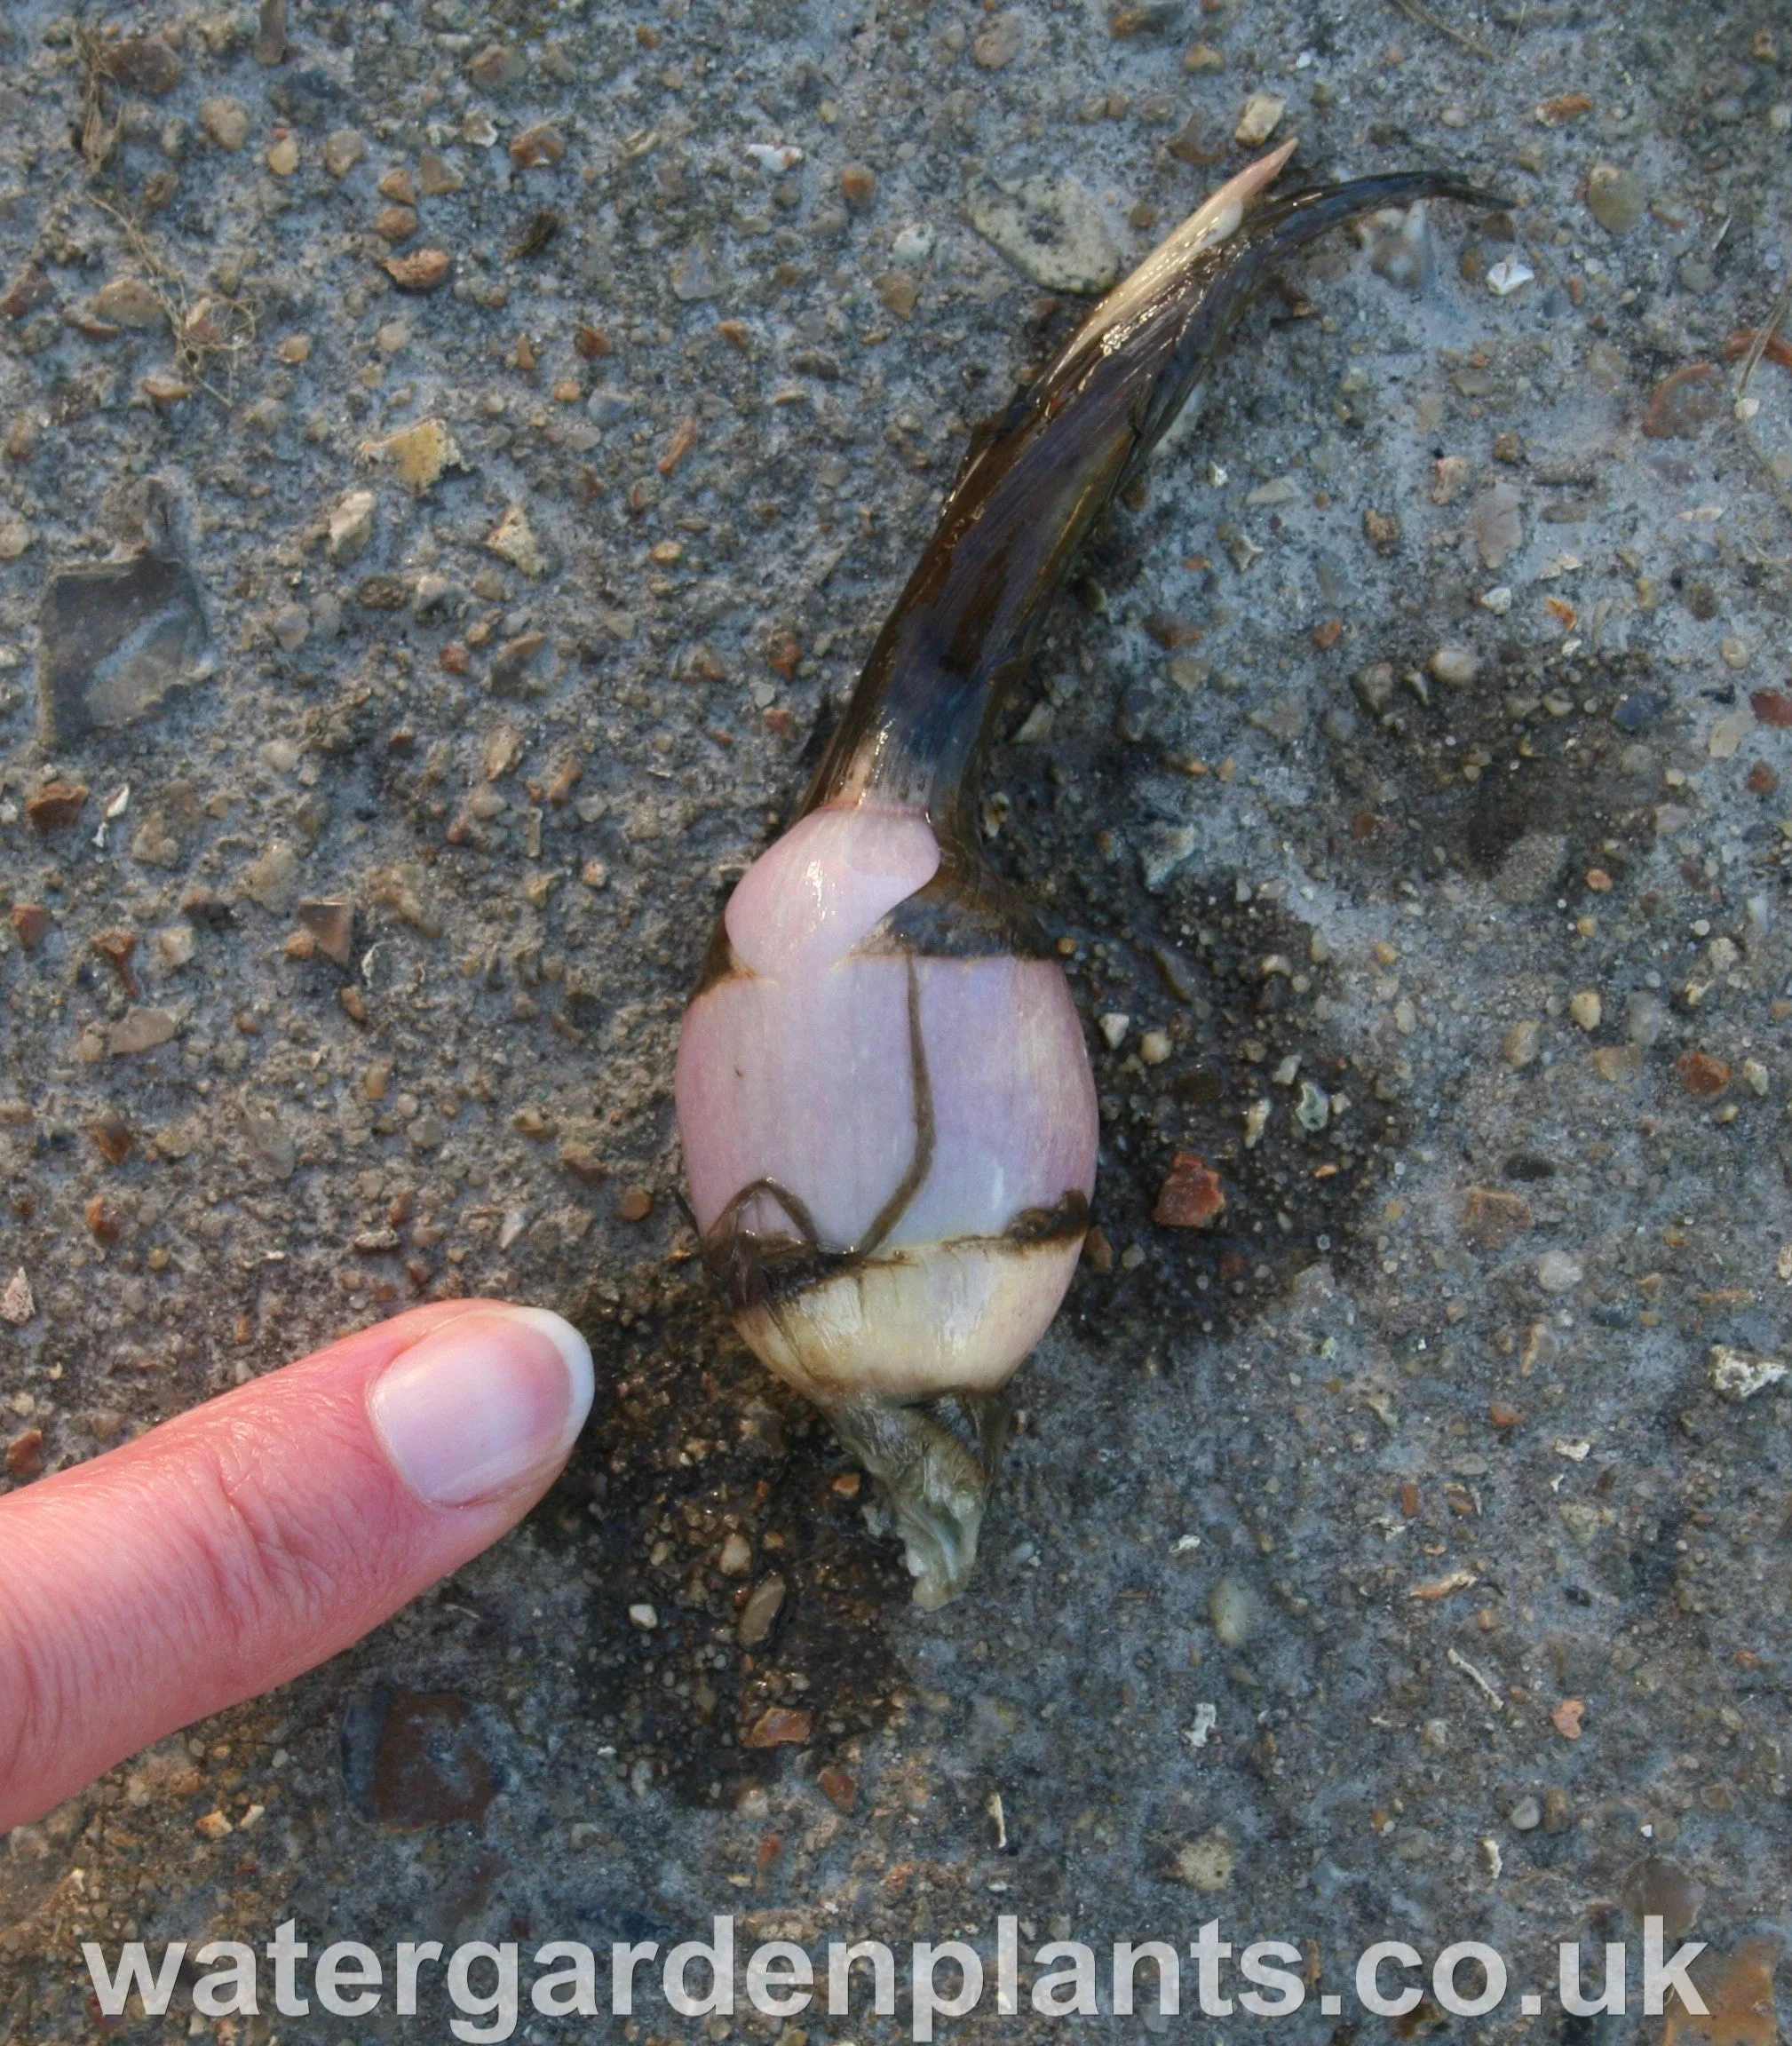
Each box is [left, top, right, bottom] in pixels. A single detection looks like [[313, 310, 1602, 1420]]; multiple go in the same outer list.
[[745, 143, 804, 173], [1709, 1346, 1788, 1400], [890, 224, 935, 266], [1486, 255, 1535, 297]]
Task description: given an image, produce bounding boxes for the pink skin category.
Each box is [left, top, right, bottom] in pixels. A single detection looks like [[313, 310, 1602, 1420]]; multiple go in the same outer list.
[[677, 803, 1098, 1261], [0, 1303, 589, 1833], [724, 803, 941, 980]]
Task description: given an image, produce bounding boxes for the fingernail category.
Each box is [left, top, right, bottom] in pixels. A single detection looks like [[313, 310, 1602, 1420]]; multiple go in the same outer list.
[[369, 1306, 594, 1508]]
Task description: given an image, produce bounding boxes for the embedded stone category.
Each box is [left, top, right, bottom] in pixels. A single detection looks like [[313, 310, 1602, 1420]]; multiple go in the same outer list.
[[486, 505, 548, 577], [98, 36, 183, 95], [1586, 163, 1645, 235], [969, 173, 1120, 293], [36, 551, 210, 744], [322, 128, 366, 177], [109, 1007, 179, 1055], [384, 249, 452, 293], [199, 98, 250, 151], [297, 898, 355, 965], [359, 417, 466, 495], [92, 276, 167, 329], [27, 781, 88, 832], [1460, 1186, 1532, 1251]]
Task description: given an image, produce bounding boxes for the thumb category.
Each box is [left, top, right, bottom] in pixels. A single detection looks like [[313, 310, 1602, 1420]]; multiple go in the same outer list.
[[0, 1300, 593, 1833]]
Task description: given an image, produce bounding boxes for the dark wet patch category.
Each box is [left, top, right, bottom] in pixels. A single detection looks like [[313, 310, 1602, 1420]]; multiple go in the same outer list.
[[1320, 642, 1667, 889], [551, 1287, 908, 1808], [997, 730, 1401, 1334]]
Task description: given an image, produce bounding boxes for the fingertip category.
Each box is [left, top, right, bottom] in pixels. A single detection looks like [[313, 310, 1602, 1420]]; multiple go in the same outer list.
[[368, 1304, 595, 1510], [496, 1305, 596, 1459]]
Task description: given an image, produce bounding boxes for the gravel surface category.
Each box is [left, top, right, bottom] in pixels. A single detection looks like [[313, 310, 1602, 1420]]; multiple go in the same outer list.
[[3, 0, 1790, 2037]]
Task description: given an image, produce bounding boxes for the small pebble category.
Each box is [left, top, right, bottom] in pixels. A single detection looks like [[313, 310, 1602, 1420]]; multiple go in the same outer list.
[[1622, 1858, 1703, 1938], [1568, 990, 1602, 1031], [90, 1110, 134, 1164], [973, 12, 1023, 67], [1509, 1794, 1542, 1831], [384, 249, 453, 293], [891, 224, 934, 267], [1234, 93, 1286, 145], [1365, 203, 1433, 289], [1503, 1019, 1541, 1067], [1586, 163, 1645, 235], [4, 1427, 44, 1479], [1460, 1186, 1532, 1250], [1709, 1346, 1787, 1401], [199, 98, 250, 151], [969, 173, 1118, 292], [254, 0, 288, 66], [1279, 1082, 1322, 1135], [875, 270, 920, 319], [0, 1270, 34, 1327], [1676, 1049, 1730, 1099], [418, 150, 464, 195], [93, 277, 167, 329], [742, 1707, 812, 1749], [737, 1574, 786, 1646], [1154, 1153, 1225, 1228], [1536, 1250, 1584, 1294], [328, 490, 376, 562], [1209, 1574, 1254, 1646], [1430, 454, 1470, 504], [1707, 710, 1749, 760], [467, 42, 526, 90], [510, 123, 567, 168], [486, 504, 548, 576], [1174, 1831, 1234, 1891], [323, 127, 366, 177], [1473, 483, 1524, 569], [1550, 1697, 1586, 1740]]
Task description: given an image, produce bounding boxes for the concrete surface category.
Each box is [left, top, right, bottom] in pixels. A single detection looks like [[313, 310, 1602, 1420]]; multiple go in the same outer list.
[[2, 0, 1790, 2037]]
